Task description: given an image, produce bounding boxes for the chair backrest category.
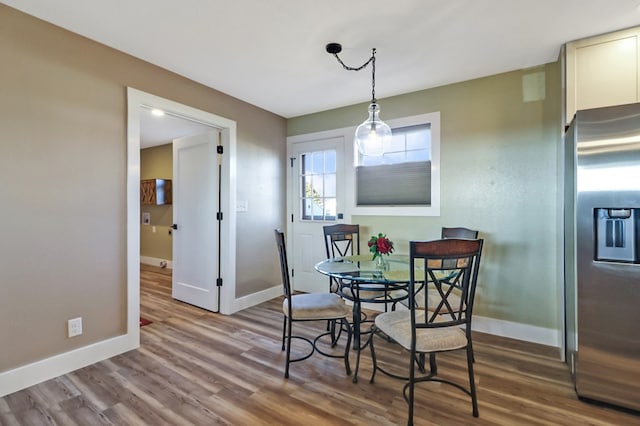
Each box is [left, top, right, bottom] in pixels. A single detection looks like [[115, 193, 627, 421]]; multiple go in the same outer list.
[[441, 226, 479, 240], [409, 238, 483, 331], [274, 229, 293, 304], [323, 224, 361, 259]]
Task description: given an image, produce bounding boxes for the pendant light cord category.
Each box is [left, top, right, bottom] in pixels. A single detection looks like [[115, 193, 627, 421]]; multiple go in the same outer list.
[[330, 48, 377, 103]]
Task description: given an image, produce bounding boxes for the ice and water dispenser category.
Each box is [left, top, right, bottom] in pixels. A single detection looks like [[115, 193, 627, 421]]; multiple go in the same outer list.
[[595, 208, 639, 263]]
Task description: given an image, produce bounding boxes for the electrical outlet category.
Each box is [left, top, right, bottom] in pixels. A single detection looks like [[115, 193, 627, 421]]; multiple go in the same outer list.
[[68, 317, 83, 338]]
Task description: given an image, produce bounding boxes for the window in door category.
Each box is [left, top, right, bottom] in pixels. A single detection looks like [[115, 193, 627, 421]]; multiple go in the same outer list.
[[300, 149, 337, 221]]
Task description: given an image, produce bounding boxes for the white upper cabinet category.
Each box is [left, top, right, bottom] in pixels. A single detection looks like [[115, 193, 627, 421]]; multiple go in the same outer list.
[[565, 27, 640, 125]]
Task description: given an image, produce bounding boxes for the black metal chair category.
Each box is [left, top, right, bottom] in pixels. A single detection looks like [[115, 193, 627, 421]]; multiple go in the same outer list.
[[322, 223, 409, 382], [274, 229, 352, 378], [441, 226, 478, 239], [439, 226, 480, 363], [430, 227, 479, 310], [323, 224, 361, 293], [369, 238, 484, 425], [399, 227, 479, 313]]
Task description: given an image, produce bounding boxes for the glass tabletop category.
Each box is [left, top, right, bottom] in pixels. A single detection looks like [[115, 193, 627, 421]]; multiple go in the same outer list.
[[315, 254, 427, 283]]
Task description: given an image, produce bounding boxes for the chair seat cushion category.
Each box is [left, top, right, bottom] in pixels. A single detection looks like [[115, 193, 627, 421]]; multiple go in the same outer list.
[[283, 293, 351, 320], [374, 310, 467, 352]]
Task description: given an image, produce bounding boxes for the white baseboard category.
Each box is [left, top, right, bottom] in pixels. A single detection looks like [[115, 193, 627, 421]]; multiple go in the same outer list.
[[0, 333, 138, 398], [232, 285, 282, 313], [472, 315, 560, 348], [140, 256, 173, 269], [360, 301, 560, 349]]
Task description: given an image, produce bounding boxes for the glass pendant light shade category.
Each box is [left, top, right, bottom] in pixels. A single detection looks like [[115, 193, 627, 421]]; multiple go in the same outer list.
[[355, 103, 392, 156]]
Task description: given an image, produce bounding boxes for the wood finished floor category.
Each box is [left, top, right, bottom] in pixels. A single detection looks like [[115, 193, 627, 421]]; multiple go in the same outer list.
[[1, 264, 639, 425]]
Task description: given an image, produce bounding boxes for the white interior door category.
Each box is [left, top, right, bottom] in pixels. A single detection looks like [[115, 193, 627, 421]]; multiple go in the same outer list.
[[172, 131, 220, 311], [289, 136, 346, 293]]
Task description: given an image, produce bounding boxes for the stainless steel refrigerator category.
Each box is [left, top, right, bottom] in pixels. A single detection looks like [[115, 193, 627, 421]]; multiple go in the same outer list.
[[564, 102, 640, 411]]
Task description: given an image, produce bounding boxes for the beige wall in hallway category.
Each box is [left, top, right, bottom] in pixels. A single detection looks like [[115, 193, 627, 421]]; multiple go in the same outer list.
[[0, 4, 286, 373], [140, 144, 173, 262]]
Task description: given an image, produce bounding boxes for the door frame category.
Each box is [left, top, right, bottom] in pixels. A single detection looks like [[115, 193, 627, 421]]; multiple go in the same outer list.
[[286, 126, 354, 291], [127, 88, 237, 336]]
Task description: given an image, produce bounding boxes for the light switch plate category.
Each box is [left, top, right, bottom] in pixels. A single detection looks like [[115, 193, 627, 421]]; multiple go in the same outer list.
[[236, 200, 248, 212], [68, 317, 83, 337]]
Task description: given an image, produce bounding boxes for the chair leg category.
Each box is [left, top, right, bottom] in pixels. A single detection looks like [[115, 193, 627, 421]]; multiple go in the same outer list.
[[281, 315, 286, 351], [429, 352, 438, 375], [285, 316, 292, 379], [408, 348, 416, 426], [369, 327, 378, 383], [469, 338, 476, 363], [352, 301, 361, 350], [351, 300, 363, 383], [467, 345, 479, 417], [417, 353, 426, 374]]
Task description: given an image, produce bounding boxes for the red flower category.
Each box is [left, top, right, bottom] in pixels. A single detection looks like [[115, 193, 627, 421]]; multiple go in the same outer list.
[[377, 237, 393, 254], [368, 233, 394, 259]]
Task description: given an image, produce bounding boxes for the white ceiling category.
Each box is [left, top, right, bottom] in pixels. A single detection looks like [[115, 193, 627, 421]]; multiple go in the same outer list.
[[4, 0, 640, 120], [139, 107, 214, 148]]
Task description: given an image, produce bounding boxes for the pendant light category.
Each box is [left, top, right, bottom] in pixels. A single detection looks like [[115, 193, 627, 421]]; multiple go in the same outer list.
[[326, 43, 392, 157]]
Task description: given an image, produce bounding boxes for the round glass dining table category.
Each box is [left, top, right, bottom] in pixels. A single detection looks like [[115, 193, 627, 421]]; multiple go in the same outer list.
[[315, 253, 425, 283], [315, 254, 418, 382]]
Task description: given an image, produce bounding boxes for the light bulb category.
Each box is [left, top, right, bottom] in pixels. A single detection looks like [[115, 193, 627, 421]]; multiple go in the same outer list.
[[355, 103, 392, 156]]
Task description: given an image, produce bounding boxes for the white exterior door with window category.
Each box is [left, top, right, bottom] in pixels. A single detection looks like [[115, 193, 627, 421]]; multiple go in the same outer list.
[[287, 135, 347, 293]]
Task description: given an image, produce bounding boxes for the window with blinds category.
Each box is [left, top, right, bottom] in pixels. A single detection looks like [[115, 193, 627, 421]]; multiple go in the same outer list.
[[356, 124, 432, 206]]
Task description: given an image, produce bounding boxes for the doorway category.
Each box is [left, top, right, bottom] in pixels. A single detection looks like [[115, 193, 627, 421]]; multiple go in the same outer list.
[[127, 88, 237, 342], [287, 136, 346, 293]]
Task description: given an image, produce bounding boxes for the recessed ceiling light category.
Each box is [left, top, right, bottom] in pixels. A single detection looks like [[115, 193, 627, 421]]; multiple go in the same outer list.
[[151, 109, 165, 116]]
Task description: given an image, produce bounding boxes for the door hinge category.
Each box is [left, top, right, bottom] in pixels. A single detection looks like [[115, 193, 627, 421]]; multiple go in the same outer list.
[[291, 268, 294, 278], [217, 212, 223, 221], [217, 145, 223, 154], [291, 214, 294, 222], [290, 157, 296, 167], [216, 278, 223, 287]]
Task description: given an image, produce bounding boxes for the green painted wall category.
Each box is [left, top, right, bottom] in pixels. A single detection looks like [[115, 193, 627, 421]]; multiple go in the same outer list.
[[288, 63, 563, 332], [140, 144, 173, 262]]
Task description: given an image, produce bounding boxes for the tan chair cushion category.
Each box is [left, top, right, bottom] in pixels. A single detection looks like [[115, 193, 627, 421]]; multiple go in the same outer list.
[[374, 310, 467, 352], [283, 293, 351, 320]]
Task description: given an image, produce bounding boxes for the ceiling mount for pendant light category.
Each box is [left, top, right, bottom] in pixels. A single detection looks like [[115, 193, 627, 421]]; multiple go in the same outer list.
[[326, 42, 392, 157]]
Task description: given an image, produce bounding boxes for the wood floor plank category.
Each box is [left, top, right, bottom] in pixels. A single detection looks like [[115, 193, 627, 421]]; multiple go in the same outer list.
[[2, 263, 639, 425]]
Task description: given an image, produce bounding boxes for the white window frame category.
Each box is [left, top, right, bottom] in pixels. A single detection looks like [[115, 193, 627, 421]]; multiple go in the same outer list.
[[299, 148, 338, 222], [346, 112, 441, 217]]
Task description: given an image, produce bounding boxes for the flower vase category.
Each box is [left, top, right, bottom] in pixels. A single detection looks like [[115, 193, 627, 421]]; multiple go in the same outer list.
[[375, 255, 388, 272]]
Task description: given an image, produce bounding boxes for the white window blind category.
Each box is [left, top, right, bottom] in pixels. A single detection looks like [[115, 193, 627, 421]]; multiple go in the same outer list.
[[356, 124, 432, 206]]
